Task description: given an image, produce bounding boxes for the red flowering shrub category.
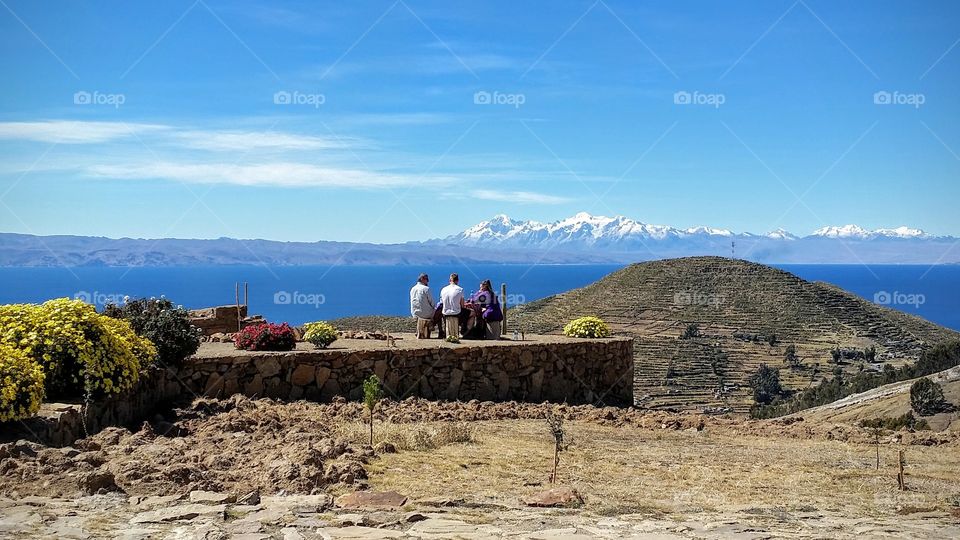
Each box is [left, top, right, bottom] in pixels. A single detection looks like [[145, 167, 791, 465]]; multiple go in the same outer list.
[[234, 322, 297, 351]]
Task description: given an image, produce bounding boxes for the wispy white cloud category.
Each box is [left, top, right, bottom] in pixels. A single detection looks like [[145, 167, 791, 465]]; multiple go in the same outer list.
[[172, 130, 354, 151], [0, 121, 168, 144], [0, 120, 360, 152], [86, 161, 452, 189], [468, 189, 572, 205]]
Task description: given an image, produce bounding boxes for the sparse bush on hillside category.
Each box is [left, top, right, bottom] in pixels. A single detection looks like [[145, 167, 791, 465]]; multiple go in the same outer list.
[[681, 323, 700, 340], [0, 343, 45, 422], [910, 378, 948, 416], [767, 333, 778, 346], [303, 321, 338, 349], [753, 340, 960, 419], [234, 322, 297, 351], [563, 316, 609, 338], [103, 297, 200, 367], [860, 412, 929, 431], [865, 346, 877, 363], [784, 344, 800, 367], [749, 363, 783, 405]]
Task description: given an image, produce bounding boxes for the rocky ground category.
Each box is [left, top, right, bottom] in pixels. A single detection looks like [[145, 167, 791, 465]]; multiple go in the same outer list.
[[2, 397, 959, 538]]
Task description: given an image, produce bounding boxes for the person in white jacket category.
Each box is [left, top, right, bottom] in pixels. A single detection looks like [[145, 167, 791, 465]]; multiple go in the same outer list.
[[409, 273, 435, 338]]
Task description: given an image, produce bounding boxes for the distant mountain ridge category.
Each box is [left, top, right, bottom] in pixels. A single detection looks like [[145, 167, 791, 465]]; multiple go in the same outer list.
[[0, 212, 957, 266], [427, 213, 956, 264], [445, 213, 938, 247]]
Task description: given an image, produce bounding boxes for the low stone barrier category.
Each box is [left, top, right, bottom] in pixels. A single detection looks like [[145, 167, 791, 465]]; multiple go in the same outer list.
[[2, 335, 634, 446], [188, 337, 634, 406]]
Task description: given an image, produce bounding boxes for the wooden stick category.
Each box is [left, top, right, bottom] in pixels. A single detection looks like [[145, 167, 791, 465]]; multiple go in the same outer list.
[[501, 283, 507, 335], [875, 430, 880, 470], [897, 449, 905, 491], [235, 283, 241, 332], [244, 282, 249, 309]]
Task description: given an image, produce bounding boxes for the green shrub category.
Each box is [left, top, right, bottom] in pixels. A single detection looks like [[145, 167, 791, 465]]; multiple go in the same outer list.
[[0, 299, 153, 399], [303, 321, 338, 349], [860, 412, 929, 431], [784, 344, 800, 367], [749, 363, 783, 405], [103, 298, 200, 367], [563, 316, 610, 338], [910, 377, 948, 416], [681, 323, 700, 339], [0, 343, 45, 421]]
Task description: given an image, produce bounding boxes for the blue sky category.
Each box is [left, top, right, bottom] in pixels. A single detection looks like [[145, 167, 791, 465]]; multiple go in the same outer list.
[[1, 0, 958, 243]]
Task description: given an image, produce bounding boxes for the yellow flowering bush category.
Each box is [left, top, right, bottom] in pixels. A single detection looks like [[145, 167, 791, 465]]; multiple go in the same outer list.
[[303, 321, 338, 349], [0, 299, 153, 399], [0, 343, 45, 421], [562, 316, 610, 338]]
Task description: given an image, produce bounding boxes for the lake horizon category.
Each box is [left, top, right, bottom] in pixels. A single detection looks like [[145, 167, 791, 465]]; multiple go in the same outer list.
[[2, 262, 957, 332]]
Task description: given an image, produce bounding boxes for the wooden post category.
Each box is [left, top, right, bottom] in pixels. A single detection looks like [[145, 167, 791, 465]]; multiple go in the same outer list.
[[897, 449, 905, 491], [501, 283, 508, 335], [235, 282, 242, 332], [875, 429, 880, 470], [244, 282, 249, 309]]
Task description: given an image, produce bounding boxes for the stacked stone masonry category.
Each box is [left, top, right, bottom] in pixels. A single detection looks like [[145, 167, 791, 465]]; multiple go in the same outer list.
[[3, 336, 634, 446]]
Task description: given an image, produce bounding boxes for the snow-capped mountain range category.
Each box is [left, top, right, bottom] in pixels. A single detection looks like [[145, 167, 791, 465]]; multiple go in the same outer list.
[[444, 213, 934, 248]]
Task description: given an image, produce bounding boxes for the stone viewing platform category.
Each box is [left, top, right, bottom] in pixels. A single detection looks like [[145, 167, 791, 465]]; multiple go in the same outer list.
[[7, 334, 634, 446], [188, 334, 633, 406]]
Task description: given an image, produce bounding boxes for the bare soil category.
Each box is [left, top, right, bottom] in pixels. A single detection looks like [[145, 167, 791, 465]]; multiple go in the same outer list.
[[2, 396, 956, 500]]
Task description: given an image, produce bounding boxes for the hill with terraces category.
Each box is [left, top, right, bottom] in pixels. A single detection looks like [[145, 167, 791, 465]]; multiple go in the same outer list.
[[510, 257, 960, 412]]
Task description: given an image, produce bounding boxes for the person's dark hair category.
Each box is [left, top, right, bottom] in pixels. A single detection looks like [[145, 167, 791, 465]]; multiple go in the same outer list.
[[418, 273, 429, 284], [480, 279, 492, 292], [450, 273, 459, 284]]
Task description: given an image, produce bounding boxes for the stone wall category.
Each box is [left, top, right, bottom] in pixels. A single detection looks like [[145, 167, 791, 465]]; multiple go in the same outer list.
[[189, 338, 634, 406], [188, 305, 247, 335], [6, 367, 183, 447], [3, 337, 633, 446]]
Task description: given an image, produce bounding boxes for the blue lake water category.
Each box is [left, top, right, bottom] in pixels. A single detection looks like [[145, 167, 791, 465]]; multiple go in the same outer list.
[[0, 263, 957, 331]]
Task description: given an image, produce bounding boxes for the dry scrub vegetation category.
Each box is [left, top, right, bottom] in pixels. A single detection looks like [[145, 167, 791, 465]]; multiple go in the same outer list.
[[362, 419, 960, 519]]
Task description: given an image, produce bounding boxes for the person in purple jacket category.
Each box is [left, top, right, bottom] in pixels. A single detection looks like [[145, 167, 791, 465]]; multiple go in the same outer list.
[[470, 279, 503, 339]]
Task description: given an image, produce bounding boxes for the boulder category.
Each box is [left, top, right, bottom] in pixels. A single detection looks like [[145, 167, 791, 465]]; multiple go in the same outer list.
[[130, 504, 226, 523], [523, 486, 584, 508], [336, 490, 407, 509], [77, 470, 121, 495], [189, 490, 236, 504]]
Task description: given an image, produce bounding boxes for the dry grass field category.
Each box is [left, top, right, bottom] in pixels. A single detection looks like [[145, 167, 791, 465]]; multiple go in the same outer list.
[[347, 419, 960, 521]]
